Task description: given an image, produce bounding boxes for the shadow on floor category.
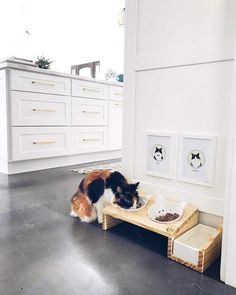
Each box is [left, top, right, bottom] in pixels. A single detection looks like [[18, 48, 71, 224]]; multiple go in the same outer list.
[[107, 222, 221, 282]]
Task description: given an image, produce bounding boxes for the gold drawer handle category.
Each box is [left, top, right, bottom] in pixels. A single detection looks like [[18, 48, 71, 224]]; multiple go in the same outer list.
[[33, 140, 56, 144], [115, 93, 123, 96], [82, 110, 100, 114], [115, 103, 123, 106], [33, 108, 56, 112], [82, 138, 100, 142], [82, 87, 101, 93], [32, 80, 55, 87]]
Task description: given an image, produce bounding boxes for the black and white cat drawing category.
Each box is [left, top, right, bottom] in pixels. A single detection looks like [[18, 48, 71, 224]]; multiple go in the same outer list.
[[189, 152, 203, 169], [153, 147, 164, 162]]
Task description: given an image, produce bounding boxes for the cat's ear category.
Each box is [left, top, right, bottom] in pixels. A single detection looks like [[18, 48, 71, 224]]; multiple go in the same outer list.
[[197, 153, 200, 157], [130, 182, 140, 191], [117, 186, 122, 193]]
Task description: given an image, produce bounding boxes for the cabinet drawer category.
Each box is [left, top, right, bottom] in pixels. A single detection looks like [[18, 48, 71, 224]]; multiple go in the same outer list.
[[72, 97, 108, 126], [108, 101, 123, 150], [10, 70, 70, 96], [11, 127, 70, 161], [11, 91, 71, 126], [72, 79, 108, 99], [109, 85, 123, 101], [71, 127, 108, 154]]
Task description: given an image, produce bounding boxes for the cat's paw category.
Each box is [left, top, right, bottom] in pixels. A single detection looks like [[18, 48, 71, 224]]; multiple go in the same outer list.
[[97, 216, 103, 224], [70, 210, 77, 217]]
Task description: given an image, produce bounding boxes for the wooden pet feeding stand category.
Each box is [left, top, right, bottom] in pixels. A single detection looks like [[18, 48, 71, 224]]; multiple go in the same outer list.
[[102, 197, 222, 273]]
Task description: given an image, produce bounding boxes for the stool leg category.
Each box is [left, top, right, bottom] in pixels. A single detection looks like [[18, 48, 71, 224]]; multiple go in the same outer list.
[[102, 214, 123, 230], [167, 238, 173, 258]]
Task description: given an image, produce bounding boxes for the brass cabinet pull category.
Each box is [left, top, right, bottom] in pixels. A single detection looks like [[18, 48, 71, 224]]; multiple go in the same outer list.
[[115, 92, 123, 96], [33, 140, 56, 144], [82, 110, 100, 114], [33, 108, 56, 112], [31, 80, 55, 87], [82, 87, 101, 93], [82, 138, 100, 142]]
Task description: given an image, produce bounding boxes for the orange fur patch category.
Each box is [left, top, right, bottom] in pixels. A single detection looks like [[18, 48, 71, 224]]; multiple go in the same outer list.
[[71, 191, 92, 218], [82, 169, 111, 192], [71, 170, 112, 219]]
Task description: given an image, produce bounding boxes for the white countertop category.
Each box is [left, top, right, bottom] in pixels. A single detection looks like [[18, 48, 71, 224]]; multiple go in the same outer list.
[[0, 62, 123, 87]]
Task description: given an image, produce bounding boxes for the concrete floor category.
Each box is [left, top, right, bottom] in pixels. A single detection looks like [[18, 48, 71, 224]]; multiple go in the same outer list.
[[0, 163, 236, 295]]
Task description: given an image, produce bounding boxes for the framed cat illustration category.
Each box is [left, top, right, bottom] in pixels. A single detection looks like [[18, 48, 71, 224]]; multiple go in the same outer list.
[[145, 132, 177, 179], [178, 135, 217, 186]]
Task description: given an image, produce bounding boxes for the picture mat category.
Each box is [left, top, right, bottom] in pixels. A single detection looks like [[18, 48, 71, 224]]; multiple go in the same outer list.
[[146, 133, 175, 179], [179, 135, 216, 186]]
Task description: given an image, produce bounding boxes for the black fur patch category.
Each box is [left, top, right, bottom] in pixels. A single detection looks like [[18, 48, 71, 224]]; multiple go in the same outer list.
[[79, 179, 84, 193], [106, 171, 128, 193], [87, 179, 105, 203]]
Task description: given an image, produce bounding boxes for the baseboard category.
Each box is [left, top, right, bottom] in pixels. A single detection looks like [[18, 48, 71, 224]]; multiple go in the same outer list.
[[136, 180, 224, 217], [3, 150, 122, 174]]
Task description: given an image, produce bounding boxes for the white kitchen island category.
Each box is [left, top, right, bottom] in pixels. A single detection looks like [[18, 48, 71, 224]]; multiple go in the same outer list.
[[0, 62, 123, 174]]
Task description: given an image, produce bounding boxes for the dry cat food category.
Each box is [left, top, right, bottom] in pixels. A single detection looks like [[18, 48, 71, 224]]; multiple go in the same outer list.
[[155, 212, 180, 222], [136, 202, 142, 209]]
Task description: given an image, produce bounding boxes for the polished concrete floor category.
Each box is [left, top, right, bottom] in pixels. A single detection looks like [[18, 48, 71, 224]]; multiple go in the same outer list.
[[0, 163, 236, 295]]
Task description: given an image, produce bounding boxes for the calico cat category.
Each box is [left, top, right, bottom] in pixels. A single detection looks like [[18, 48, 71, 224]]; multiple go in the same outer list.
[[190, 152, 202, 169], [153, 147, 164, 161], [70, 170, 139, 223]]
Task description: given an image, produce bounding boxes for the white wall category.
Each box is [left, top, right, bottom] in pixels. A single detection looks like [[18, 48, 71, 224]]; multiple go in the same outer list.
[[0, 0, 125, 77], [223, 129, 236, 287], [123, 0, 236, 217], [221, 51, 236, 286], [133, 61, 233, 216], [224, 157, 236, 287], [124, 0, 236, 286]]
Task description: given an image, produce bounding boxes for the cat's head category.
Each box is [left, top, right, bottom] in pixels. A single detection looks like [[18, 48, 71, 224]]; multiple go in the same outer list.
[[191, 152, 200, 160], [113, 182, 140, 209], [155, 147, 163, 154]]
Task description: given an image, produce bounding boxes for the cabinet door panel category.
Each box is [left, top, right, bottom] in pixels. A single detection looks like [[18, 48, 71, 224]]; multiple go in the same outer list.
[[108, 101, 123, 150], [72, 97, 108, 126], [11, 70, 70, 96], [72, 79, 108, 99], [109, 86, 123, 101], [11, 91, 71, 126], [71, 127, 108, 154], [12, 127, 70, 161]]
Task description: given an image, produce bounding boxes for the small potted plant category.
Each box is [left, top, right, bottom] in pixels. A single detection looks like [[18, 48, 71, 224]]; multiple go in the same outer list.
[[35, 56, 53, 69]]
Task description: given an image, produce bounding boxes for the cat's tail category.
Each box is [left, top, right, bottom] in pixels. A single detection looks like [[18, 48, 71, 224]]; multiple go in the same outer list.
[[70, 191, 97, 222]]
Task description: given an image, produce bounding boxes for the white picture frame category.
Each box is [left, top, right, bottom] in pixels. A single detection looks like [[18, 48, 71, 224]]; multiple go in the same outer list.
[[178, 135, 217, 187], [145, 132, 177, 179]]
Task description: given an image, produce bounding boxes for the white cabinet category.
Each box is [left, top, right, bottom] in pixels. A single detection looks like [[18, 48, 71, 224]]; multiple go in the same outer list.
[[71, 127, 108, 154], [109, 85, 123, 101], [11, 127, 70, 161], [0, 64, 123, 173], [11, 91, 71, 126], [11, 70, 70, 96], [72, 79, 109, 99], [72, 97, 108, 126], [108, 101, 123, 150]]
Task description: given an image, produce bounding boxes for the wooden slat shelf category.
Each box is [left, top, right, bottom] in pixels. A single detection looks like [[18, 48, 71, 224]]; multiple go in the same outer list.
[[102, 196, 222, 273], [102, 197, 199, 239], [168, 225, 223, 273]]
